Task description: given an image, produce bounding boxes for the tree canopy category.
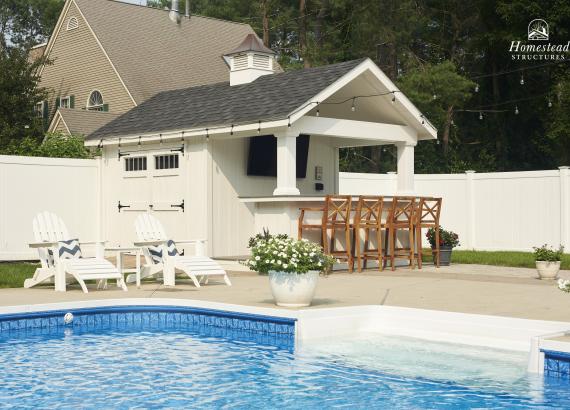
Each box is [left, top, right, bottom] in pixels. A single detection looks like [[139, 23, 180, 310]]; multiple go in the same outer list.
[[2, 0, 569, 170]]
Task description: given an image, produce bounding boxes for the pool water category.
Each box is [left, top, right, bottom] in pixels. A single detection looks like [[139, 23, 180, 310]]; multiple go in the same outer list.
[[1, 315, 569, 409]]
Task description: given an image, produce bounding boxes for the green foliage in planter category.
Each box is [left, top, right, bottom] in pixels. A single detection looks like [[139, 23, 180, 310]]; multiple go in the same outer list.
[[533, 244, 564, 262], [426, 227, 460, 248]]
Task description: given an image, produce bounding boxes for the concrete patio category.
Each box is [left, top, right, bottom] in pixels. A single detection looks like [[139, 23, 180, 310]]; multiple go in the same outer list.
[[2, 263, 570, 322]]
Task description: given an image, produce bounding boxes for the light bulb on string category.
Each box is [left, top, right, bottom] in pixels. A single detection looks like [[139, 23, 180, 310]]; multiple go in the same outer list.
[[316, 108, 320, 117], [475, 84, 479, 93], [351, 98, 356, 112], [520, 74, 524, 85], [432, 94, 437, 100], [159, 134, 163, 146], [515, 105, 519, 115], [287, 116, 291, 128], [548, 99, 553, 108], [479, 112, 483, 120], [391, 93, 396, 103], [257, 120, 261, 134], [230, 124, 234, 136]]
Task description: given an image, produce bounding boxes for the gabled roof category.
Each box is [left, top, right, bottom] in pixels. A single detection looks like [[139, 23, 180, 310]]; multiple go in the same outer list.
[[226, 33, 275, 55], [87, 59, 365, 140], [72, 0, 257, 103], [51, 108, 120, 136]]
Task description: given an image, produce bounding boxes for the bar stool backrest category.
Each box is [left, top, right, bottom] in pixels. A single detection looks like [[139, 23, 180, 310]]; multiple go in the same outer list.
[[323, 195, 352, 226], [354, 196, 386, 228], [389, 196, 416, 225], [417, 197, 442, 226]]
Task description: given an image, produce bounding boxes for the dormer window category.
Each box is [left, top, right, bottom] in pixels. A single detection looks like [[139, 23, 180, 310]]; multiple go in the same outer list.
[[67, 17, 79, 31], [87, 90, 104, 111]]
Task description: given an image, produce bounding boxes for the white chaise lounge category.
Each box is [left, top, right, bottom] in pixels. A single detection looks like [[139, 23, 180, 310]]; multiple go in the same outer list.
[[26, 211, 128, 293], [130, 213, 231, 288]]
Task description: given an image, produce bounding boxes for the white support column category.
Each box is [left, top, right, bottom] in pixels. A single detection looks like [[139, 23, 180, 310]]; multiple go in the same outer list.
[[396, 142, 415, 194], [560, 166, 569, 249], [273, 132, 300, 196]]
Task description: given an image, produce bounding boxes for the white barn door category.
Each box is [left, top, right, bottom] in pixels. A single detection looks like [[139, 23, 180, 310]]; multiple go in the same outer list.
[[115, 148, 187, 246]]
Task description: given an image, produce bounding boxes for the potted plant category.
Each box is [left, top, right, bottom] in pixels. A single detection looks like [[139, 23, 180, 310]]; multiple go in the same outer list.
[[426, 227, 460, 266], [244, 231, 335, 307], [533, 244, 564, 280]]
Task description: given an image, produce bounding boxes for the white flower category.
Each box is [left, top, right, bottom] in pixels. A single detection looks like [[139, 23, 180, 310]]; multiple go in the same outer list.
[[318, 261, 322, 266], [283, 264, 288, 269], [309, 252, 315, 257], [273, 250, 278, 255], [255, 256, 261, 261], [250, 261, 257, 266], [277, 260, 282, 265]]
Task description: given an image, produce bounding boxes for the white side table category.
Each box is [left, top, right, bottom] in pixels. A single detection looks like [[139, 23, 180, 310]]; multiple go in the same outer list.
[[107, 247, 142, 288]]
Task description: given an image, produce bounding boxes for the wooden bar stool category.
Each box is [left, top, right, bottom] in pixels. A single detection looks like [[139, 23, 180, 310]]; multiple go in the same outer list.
[[415, 197, 442, 268], [384, 196, 416, 271], [354, 196, 387, 272], [298, 205, 326, 245], [322, 195, 354, 272]]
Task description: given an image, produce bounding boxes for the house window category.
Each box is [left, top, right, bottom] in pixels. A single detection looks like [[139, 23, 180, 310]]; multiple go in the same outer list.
[[87, 90, 104, 111], [125, 156, 147, 172], [60, 96, 71, 108], [67, 17, 79, 31], [155, 154, 179, 170], [34, 102, 44, 118]]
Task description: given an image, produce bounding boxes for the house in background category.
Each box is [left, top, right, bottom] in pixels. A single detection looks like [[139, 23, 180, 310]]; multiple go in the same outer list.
[[37, 0, 259, 135]]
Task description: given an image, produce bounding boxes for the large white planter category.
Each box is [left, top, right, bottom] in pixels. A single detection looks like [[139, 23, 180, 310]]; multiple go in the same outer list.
[[536, 261, 561, 280], [268, 270, 319, 307]]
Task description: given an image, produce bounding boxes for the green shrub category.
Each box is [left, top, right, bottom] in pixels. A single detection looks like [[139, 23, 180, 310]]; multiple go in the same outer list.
[[533, 244, 564, 262], [2, 132, 96, 159]]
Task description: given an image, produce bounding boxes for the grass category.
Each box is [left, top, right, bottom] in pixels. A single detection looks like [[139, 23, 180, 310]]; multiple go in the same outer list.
[[444, 250, 570, 270], [0, 262, 38, 288]]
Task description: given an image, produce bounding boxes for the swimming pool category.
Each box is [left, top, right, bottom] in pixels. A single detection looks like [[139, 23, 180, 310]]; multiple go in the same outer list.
[[0, 306, 569, 409]]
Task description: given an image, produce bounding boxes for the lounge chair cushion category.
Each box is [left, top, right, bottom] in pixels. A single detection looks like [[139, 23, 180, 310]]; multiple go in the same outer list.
[[148, 240, 179, 264]]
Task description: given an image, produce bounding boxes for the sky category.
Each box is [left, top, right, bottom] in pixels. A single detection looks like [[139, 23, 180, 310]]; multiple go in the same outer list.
[[121, 0, 149, 5]]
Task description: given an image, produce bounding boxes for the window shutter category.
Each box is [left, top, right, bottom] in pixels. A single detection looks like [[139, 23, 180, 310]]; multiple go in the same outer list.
[[102, 103, 109, 112], [55, 97, 60, 109], [69, 95, 75, 109], [42, 101, 48, 118]]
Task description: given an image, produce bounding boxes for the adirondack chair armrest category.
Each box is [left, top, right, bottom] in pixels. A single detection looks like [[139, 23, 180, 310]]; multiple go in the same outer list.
[[28, 241, 57, 249], [174, 239, 207, 244], [79, 241, 108, 246], [134, 240, 167, 247]]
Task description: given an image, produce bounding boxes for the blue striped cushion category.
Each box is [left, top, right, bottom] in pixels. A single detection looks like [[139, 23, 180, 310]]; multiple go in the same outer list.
[[56, 239, 82, 259], [148, 240, 179, 264]]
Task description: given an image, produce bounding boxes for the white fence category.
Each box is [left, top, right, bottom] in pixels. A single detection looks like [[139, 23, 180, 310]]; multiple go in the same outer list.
[[0, 154, 568, 260], [340, 168, 570, 252], [0, 155, 100, 261]]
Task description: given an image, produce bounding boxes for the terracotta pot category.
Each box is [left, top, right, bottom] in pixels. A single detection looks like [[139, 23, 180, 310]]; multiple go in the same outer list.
[[268, 270, 319, 307], [536, 261, 560, 280]]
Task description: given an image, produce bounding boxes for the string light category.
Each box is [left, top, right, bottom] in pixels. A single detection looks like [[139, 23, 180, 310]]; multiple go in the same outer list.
[[515, 105, 519, 115], [230, 124, 234, 136], [351, 98, 356, 112], [479, 112, 483, 120], [206, 128, 209, 142], [420, 115, 425, 125], [287, 116, 291, 128], [520, 74, 524, 85], [475, 83, 479, 93], [257, 120, 261, 134], [138, 136, 141, 147], [97, 139, 103, 149], [391, 93, 396, 103], [432, 94, 437, 100], [316, 108, 320, 117], [548, 99, 553, 108], [159, 134, 163, 145]]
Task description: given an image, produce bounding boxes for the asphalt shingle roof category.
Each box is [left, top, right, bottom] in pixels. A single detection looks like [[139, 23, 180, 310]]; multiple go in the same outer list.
[[58, 108, 120, 136], [76, 0, 258, 103], [88, 58, 365, 140]]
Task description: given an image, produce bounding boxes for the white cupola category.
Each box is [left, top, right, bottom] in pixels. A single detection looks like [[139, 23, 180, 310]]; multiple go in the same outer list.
[[224, 34, 276, 86]]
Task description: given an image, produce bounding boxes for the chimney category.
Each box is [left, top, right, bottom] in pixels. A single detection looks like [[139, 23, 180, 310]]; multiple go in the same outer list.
[[185, 0, 191, 18], [224, 34, 276, 86], [169, 0, 181, 24]]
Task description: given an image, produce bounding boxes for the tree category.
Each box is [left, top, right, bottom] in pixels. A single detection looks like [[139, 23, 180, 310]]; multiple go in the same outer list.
[[0, 46, 46, 149], [2, 132, 96, 158]]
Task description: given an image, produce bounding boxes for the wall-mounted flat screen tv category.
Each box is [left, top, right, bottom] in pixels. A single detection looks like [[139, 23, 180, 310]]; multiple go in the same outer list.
[[246, 134, 310, 178]]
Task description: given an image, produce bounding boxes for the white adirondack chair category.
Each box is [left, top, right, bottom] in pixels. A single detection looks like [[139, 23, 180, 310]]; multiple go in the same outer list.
[[26, 211, 128, 293], [131, 213, 231, 287]]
